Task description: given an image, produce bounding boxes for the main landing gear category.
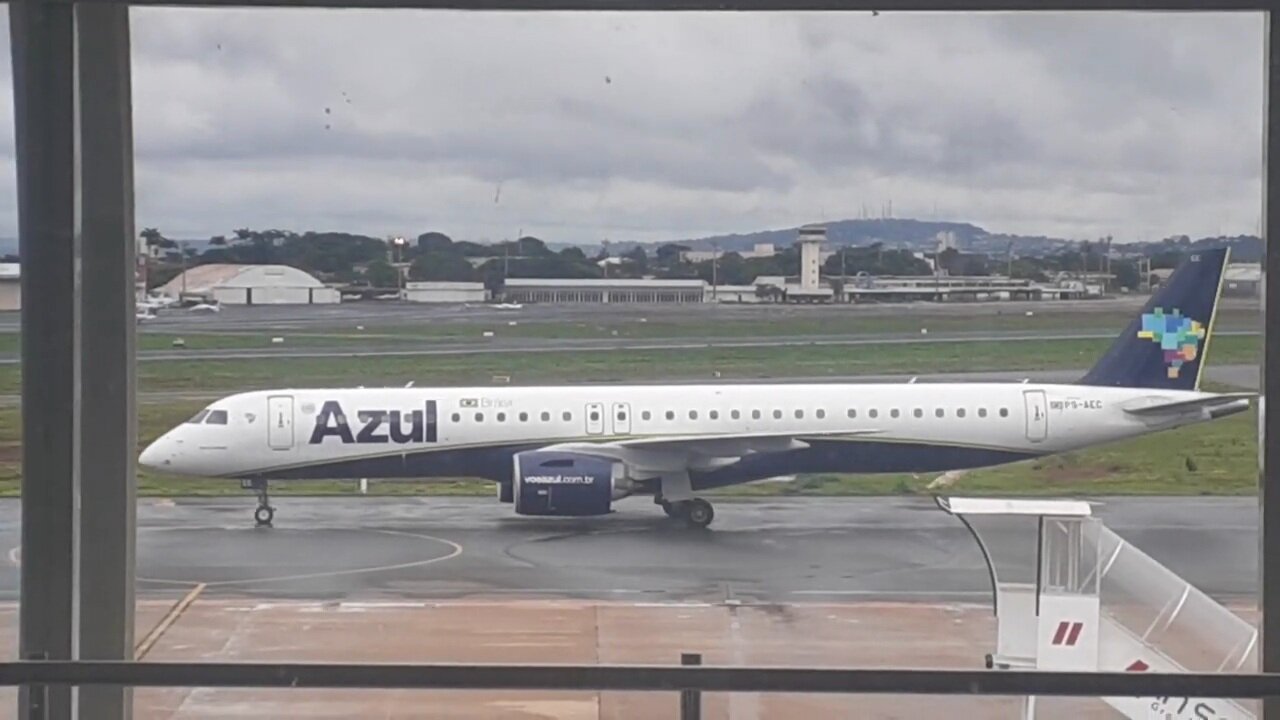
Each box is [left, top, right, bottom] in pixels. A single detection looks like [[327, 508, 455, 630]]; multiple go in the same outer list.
[[242, 478, 275, 528], [659, 498, 715, 529]]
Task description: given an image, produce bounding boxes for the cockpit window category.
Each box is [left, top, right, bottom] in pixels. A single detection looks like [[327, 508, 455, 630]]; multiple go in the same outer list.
[[186, 410, 210, 424], [205, 410, 228, 425]]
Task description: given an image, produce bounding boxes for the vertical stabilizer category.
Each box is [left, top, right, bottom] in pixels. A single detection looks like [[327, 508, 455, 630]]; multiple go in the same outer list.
[[1079, 247, 1228, 391]]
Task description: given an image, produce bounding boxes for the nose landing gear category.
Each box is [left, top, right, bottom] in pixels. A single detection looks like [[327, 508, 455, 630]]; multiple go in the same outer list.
[[242, 478, 275, 528]]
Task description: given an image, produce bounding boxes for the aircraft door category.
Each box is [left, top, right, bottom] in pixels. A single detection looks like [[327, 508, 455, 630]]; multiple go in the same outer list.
[[1023, 390, 1048, 443], [585, 402, 605, 435], [612, 402, 632, 435], [267, 395, 295, 450]]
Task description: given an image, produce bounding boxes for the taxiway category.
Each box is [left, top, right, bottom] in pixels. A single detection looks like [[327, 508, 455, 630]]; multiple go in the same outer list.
[[0, 496, 1253, 603]]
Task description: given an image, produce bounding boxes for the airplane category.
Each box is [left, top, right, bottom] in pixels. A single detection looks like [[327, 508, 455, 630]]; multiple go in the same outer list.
[[139, 248, 1252, 529], [137, 294, 179, 312]]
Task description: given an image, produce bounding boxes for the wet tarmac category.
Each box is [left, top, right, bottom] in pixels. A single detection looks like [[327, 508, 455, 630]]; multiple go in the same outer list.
[[0, 495, 1258, 719], [0, 496, 1253, 604]]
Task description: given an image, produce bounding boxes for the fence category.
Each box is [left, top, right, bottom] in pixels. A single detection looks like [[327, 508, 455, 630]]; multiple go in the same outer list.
[[10, 656, 1280, 720]]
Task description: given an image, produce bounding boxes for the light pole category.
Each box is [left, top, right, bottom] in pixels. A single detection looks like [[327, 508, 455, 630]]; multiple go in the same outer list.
[[179, 240, 187, 297], [391, 236, 407, 298], [711, 241, 718, 300]]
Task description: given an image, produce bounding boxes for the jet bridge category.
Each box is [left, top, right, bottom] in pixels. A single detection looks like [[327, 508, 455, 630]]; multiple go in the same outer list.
[[936, 496, 1257, 719]]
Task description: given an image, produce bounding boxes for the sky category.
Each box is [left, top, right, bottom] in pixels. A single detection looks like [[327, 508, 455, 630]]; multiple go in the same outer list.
[[0, 9, 1266, 246]]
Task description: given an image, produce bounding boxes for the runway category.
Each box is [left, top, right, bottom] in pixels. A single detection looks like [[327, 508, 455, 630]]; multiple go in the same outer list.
[[75, 328, 1277, 363], [0, 496, 1254, 604], [0, 297, 1258, 363], [0, 295, 1176, 333]]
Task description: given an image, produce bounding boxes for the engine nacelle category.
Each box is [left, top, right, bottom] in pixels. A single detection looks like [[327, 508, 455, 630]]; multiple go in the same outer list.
[[511, 451, 625, 517]]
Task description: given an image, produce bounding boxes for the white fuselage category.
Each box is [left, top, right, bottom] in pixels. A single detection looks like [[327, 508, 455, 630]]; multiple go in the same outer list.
[[139, 381, 1226, 490]]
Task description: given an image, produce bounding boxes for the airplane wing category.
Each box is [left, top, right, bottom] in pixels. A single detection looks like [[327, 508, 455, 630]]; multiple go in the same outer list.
[[1121, 392, 1254, 417], [539, 428, 882, 473]]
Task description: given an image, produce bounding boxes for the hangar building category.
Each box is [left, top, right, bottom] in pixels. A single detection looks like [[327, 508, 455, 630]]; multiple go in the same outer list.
[[156, 263, 340, 305], [0, 263, 19, 311], [502, 278, 707, 304]]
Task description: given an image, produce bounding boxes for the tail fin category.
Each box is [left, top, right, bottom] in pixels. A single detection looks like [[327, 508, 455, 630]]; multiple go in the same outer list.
[[1079, 247, 1228, 391]]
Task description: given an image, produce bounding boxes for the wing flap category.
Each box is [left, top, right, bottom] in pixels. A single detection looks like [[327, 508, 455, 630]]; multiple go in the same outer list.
[[540, 428, 882, 466], [609, 427, 882, 450]]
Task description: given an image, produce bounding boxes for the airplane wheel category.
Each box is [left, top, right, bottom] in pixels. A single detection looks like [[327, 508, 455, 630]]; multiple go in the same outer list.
[[660, 501, 683, 519], [254, 505, 274, 527], [684, 499, 714, 529]]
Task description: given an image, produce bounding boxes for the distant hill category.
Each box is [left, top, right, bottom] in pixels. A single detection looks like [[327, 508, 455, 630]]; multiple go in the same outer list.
[[0, 226, 1259, 265], [1120, 235, 1262, 263], [659, 218, 1085, 256], [670, 218, 991, 253], [648, 219, 1260, 262]]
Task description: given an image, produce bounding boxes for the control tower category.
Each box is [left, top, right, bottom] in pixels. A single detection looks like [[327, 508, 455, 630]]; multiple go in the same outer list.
[[797, 224, 825, 291]]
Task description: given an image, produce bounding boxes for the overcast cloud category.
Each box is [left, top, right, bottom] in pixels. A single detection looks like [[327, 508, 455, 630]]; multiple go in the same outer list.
[[0, 10, 1265, 245]]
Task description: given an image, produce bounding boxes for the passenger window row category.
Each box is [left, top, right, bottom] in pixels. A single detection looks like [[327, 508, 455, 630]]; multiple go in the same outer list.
[[451, 411, 572, 423], [448, 406, 1012, 424], [637, 408, 1010, 421]]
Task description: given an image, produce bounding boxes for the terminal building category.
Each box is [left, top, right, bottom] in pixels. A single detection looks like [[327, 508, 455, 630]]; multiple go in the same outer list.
[[502, 278, 707, 304], [156, 263, 341, 305], [403, 281, 489, 303], [1224, 262, 1263, 297]]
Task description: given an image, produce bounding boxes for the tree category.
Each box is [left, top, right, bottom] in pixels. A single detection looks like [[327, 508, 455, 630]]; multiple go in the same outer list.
[[408, 252, 477, 282], [515, 236, 551, 257], [1009, 258, 1049, 283], [147, 265, 183, 290], [754, 284, 783, 303], [623, 245, 648, 273], [694, 252, 748, 285], [416, 232, 453, 253], [937, 247, 960, 275], [828, 277, 845, 301], [140, 227, 175, 249], [365, 259, 399, 288], [655, 244, 690, 265], [478, 260, 506, 297], [559, 246, 587, 263], [209, 235, 228, 246], [1113, 260, 1140, 291]]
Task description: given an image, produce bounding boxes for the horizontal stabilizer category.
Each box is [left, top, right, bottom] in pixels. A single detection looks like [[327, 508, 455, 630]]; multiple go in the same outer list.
[[1121, 392, 1254, 416]]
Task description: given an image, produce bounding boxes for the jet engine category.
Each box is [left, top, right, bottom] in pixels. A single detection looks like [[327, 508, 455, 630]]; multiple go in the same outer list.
[[509, 450, 631, 516]]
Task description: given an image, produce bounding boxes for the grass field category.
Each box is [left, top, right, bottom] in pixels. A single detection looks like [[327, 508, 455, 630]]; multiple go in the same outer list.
[[0, 334, 1257, 396], [719, 408, 1258, 497], [240, 305, 1261, 342], [0, 304, 1261, 354]]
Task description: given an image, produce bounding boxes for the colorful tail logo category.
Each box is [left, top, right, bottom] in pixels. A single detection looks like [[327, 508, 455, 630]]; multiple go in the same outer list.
[[1137, 308, 1205, 379]]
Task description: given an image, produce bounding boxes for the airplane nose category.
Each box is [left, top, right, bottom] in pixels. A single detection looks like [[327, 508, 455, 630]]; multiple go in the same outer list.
[[138, 437, 171, 471]]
